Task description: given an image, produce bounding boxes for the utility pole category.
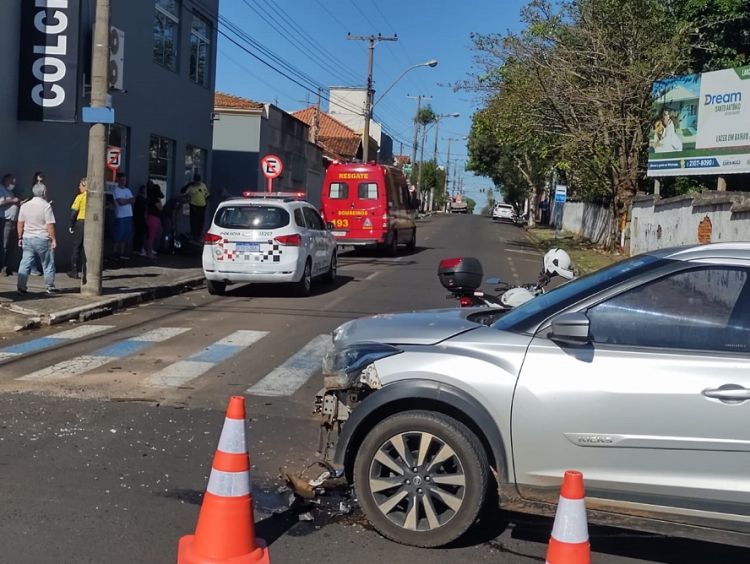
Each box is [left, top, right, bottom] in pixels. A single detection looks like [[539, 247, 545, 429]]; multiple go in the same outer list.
[[407, 94, 430, 168], [81, 0, 110, 297], [433, 117, 441, 163], [348, 33, 398, 163], [444, 137, 452, 198], [311, 86, 321, 145]]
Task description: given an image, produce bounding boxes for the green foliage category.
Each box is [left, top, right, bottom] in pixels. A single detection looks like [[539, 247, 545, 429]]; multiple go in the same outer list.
[[418, 161, 447, 210], [464, 0, 749, 246], [465, 197, 477, 213], [480, 190, 497, 216], [416, 105, 437, 127]]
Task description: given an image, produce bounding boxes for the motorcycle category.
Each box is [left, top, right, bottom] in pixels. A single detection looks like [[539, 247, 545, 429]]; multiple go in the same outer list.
[[437, 256, 551, 309]]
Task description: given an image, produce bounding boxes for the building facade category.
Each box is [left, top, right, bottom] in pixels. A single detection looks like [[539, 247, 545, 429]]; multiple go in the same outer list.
[[212, 94, 326, 208], [0, 0, 218, 258], [327, 87, 393, 163]]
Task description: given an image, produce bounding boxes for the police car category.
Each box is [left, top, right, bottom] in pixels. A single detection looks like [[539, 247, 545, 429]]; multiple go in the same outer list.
[[202, 192, 337, 296]]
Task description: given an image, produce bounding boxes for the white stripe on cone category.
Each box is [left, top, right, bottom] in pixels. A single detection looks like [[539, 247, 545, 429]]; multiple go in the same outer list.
[[206, 469, 251, 497], [550, 496, 589, 544], [217, 418, 247, 454]]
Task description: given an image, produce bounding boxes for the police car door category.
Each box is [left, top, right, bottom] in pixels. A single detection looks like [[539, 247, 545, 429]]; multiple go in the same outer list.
[[302, 206, 327, 275]]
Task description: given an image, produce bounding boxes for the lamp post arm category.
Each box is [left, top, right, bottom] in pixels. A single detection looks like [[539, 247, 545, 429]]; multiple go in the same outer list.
[[374, 63, 429, 107]]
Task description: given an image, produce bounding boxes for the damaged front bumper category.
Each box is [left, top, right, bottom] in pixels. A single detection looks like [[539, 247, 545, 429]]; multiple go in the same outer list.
[[313, 342, 402, 464]]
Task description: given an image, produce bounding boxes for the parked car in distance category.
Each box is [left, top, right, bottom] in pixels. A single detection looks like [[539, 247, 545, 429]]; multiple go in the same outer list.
[[492, 203, 515, 222], [317, 243, 750, 548], [321, 162, 417, 256], [448, 195, 469, 214], [202, 192, 337, 296]]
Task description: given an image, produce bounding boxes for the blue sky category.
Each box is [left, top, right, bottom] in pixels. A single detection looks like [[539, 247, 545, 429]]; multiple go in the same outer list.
[[214, 0, 528, 203]]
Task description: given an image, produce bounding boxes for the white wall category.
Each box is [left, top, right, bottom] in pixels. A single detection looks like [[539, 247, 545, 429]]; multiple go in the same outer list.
[[562, 202, 612, 246]]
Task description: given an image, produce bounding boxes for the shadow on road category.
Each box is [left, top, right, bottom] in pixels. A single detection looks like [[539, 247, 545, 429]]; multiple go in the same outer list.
[[223, 275, 355, 298]]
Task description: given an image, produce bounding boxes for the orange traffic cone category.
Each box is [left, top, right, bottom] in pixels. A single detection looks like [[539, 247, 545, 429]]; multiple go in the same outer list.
[[178, 396, 270, 564], [545, 470, 590, 564]]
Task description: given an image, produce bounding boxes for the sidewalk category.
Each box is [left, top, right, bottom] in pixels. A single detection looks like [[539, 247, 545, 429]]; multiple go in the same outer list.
[[0, 253, 204, 333], [525, 226, 622, 275]]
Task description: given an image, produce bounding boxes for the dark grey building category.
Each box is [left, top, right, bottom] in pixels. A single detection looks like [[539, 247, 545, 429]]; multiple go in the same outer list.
[[0, 0, 218, 259]]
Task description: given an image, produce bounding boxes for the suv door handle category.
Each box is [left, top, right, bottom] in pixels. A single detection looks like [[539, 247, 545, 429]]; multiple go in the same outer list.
[[702, 386, 750, 401]]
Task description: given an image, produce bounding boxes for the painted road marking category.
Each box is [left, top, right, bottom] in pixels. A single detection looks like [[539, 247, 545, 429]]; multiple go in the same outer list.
[[504, 248, 539, 257], [0, 325, 114, 362], [247, 334, 331, 397], [17, 327, 190, 381], [143, 330, 269, 388], [365, 271, 381, 281]]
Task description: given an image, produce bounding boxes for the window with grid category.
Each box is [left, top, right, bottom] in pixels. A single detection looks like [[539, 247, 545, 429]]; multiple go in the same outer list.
[[190, 14, 211, 86], [154, 0, 179, 71]]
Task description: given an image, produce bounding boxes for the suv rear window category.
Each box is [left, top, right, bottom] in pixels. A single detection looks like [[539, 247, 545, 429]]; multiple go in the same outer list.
[[214, 205, 290, 229], [328, 183, 349, 199]]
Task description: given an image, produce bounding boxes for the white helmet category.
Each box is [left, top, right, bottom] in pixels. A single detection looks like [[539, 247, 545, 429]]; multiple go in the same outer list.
[[500, 286, 536, 308], [543, 248, 575, 280]]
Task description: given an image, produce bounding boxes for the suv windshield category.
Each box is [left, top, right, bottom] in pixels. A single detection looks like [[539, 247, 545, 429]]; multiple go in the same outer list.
[[493, 253, 668, 333], [214, 205, 290, 229]]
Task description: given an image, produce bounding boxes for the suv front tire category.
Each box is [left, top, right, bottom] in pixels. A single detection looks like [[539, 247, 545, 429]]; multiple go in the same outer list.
[[353, 410, 489, 547]]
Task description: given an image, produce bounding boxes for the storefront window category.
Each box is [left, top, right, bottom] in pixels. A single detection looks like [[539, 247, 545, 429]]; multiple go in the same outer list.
[[185, 145, 206, 186], [149, 134, 175, 196], [154, 0, 180, 71], [190, 14, 211, 86]]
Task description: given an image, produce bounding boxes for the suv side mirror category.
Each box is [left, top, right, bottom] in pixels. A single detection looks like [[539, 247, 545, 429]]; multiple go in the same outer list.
[[549, 312, 590, 345]]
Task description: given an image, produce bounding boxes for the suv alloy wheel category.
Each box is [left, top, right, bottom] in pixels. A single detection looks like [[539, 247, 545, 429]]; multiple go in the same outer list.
[[353, 411, 489, 547]]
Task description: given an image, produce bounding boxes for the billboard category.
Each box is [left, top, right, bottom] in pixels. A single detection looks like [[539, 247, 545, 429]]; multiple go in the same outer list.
[[647, 66, 750, 177], [18, 0, 82, 122]]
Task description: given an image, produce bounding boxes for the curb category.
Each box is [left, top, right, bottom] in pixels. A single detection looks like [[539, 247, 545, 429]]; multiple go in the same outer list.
[[19, 274, 205, 330]]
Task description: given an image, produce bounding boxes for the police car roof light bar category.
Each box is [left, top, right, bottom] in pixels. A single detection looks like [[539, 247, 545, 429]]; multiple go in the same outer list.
[[242, 191, 306, 200]]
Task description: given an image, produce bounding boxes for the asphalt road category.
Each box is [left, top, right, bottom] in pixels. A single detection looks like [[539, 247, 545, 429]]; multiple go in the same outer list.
[[0, 214, 745, 563]]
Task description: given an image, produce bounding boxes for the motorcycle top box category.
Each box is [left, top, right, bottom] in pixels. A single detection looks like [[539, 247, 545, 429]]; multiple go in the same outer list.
[[438, 257, 483, 292]]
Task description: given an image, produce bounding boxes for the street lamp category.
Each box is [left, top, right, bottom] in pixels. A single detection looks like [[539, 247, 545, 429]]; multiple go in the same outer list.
[[373, 59, 438, 106], [432, 113, 460, 162], [361, 58, 437, 163]]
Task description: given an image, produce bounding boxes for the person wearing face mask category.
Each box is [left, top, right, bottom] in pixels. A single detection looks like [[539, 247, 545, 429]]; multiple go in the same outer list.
[[0, 173, 21, 276]]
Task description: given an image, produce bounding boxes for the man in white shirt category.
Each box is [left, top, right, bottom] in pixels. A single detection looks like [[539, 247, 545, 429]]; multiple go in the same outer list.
[[0, 173, 21, 276], [17, 183, 57, 294], [112, 172, 134, 259]]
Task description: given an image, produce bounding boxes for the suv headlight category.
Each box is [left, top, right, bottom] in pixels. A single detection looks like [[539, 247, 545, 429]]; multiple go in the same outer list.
[[323, 343, 402, 389]]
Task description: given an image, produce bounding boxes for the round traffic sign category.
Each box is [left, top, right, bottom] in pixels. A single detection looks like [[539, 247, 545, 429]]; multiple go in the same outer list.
[[260, 154, 283, 179]]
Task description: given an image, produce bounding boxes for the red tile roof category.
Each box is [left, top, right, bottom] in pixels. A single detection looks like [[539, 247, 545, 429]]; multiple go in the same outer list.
[[293, 106, 361, 161], [214, 92, 264, 110]]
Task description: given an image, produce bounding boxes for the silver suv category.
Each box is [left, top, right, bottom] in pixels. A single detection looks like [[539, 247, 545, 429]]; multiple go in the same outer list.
[[317, 243, 750, 548]]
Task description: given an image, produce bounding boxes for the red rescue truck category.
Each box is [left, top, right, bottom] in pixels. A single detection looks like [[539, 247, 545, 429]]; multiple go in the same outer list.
[[320, 163, 418, 255]]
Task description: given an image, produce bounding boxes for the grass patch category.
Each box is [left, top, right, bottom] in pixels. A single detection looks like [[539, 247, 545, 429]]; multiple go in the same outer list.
[[525, 227, 622, 275]]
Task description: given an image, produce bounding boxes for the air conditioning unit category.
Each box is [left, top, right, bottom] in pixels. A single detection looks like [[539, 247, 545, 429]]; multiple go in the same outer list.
[[108, 26, 124, 91]]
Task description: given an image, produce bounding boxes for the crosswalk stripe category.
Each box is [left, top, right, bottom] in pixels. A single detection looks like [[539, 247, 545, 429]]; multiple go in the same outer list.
[[0, 324, 114, 362], [143, 330, 269, 388], [246, 334, 331, 397], [17, 327, 190, 381]]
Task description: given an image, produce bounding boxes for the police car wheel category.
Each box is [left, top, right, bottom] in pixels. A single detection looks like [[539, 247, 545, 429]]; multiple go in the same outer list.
[[324, 253, 337, 284], [206, 279, 226, 296], [295, 260, 313, 297]]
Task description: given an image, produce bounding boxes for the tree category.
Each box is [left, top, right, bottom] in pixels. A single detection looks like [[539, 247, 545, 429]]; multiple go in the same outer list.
[[480, 190, 497, 216], [418, 161, 446, 211], [464, 0, 749, 248], [465, 197, 477, 214]]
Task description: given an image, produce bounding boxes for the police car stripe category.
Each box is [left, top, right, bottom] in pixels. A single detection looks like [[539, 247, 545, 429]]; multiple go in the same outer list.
[[246, 334, 331, 397], [0, 324, 113, 362], [17, 327, 189, 381], [143, 330, 269, 388]]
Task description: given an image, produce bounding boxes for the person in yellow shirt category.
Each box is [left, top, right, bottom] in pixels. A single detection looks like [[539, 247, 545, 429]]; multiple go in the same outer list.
[[181, 173, 210, 240], [68, 178, 87, 279]]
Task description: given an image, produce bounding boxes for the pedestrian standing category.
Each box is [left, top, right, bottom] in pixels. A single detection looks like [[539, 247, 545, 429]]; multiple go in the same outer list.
[[0, 174, 21, 276], [112, 172, 134, 259], [17, 183, 58, 294], [143, 183, 164, 259], [28, 171, 46, 275], [181, 174, 210, 240], [68, 177, 87, 279]]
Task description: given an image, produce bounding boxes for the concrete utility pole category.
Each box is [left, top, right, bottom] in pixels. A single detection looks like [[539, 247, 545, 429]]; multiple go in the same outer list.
[[81, 0, 110, 297], [348, 33, 398, 163], [444, 137, 452, 197], [311, 87, 321, 145], [407, 94, 431, 167]]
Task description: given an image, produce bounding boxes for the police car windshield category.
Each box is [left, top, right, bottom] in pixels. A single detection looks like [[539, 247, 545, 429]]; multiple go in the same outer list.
[[215, 205, 290, 230]]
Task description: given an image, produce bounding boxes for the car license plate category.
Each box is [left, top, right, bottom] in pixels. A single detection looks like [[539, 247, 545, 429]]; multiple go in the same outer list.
[[332, 231, 346, 237], [236, 242, 260, 251]]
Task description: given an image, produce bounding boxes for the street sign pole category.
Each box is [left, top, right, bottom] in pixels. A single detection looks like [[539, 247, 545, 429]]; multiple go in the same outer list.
[[554, 185, 568, 240], [260, 154, 283, 193]]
